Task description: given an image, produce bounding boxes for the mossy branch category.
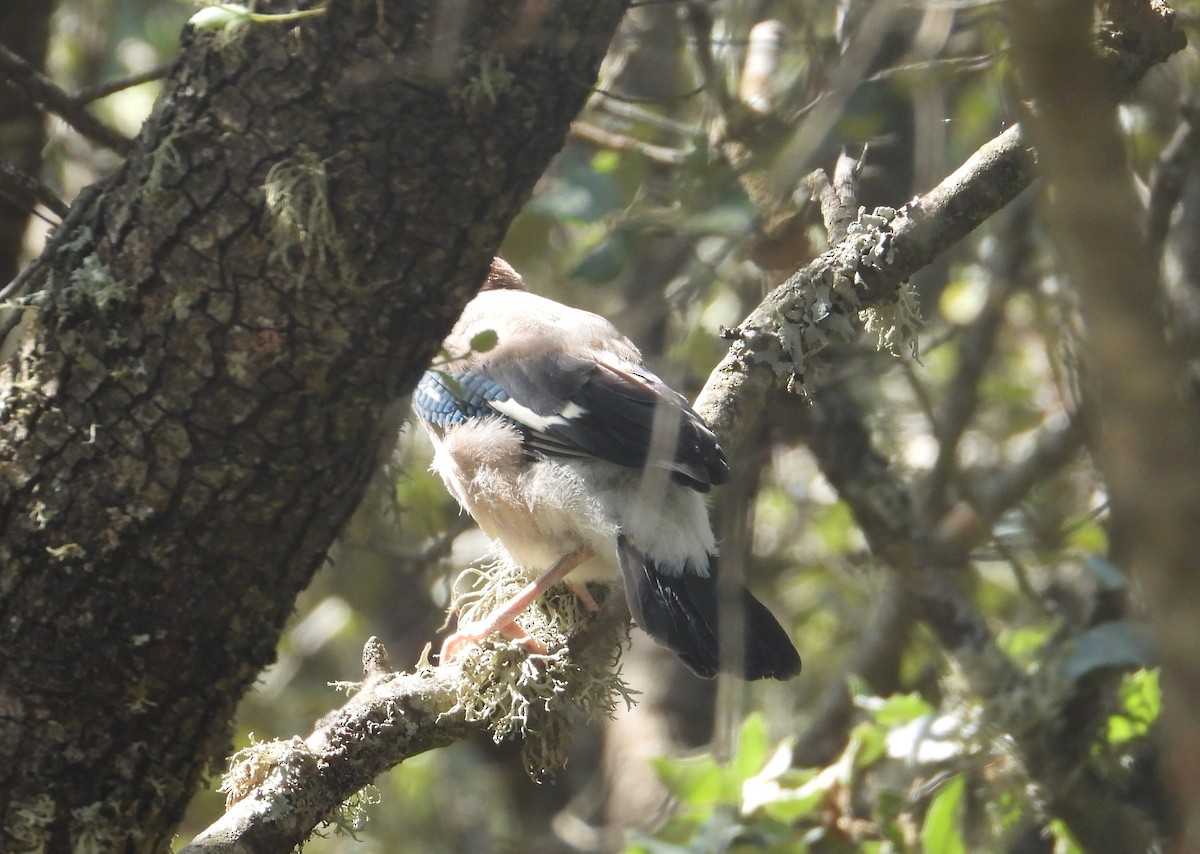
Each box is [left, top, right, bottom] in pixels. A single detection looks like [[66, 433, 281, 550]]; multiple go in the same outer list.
[[183, 581, 631, 854], [177, 7, 1180, 852], [179, 656, 474, 854]]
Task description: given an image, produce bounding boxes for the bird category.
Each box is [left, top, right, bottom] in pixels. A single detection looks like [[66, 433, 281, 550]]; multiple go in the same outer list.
[[412, 258, 800, 680]]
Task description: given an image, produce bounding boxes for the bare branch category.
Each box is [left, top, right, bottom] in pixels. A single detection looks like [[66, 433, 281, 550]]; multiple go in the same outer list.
[[1146, 99, 1200, 263], [569, 120, 689, 166], [0, 155, 68, 221], [72, 63, 171, 105], [0, 42, 134, 154], [926, 198, 1033, 512]]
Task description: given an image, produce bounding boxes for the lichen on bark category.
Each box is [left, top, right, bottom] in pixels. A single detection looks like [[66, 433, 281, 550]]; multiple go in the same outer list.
[[0, 1, 630, 849]]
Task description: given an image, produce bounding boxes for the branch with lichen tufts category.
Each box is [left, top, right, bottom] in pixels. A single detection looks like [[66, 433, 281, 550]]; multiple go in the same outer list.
[[181, 571, 632, 854], [176, 4, 1183, 849]]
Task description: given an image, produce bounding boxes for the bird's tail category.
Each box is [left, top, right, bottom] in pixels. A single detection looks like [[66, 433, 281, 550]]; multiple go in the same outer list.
[[616, 536, 801, 680]]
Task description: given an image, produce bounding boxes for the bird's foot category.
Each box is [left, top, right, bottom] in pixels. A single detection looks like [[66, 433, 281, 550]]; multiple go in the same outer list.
[[566, 580, 600, 614], [437, 544, 596, 665], [439, 619, 549, 663]]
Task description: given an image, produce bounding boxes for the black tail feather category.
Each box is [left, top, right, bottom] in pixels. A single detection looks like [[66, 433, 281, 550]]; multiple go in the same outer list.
[[616, 536, 801, 680]]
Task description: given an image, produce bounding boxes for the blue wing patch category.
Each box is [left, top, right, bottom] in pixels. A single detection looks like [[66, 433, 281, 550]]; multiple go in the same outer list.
[[413, 370, 511, 428], [414, 358, 728, 493]]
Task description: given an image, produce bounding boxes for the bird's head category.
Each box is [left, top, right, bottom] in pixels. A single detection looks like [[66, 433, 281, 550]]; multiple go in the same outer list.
[[481, 257, 526, 292]]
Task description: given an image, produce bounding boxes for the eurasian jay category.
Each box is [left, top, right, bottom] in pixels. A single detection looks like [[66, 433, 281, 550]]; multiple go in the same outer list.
[[413, 258, 800, 680]]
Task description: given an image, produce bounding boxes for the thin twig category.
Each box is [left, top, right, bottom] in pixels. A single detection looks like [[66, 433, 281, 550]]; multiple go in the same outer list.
[[0, 43, 134, 154], [594, 98, 698, 136], [973, 414, 1085, 524], [684, 1, 738, 123], [72, 63, 171, 105], [0, 155, 69, 220], [1146, 99, 1200, 264], [926, 199, 1032, 513], [569, 121, 689, 166], [591, 84, 704, 105]]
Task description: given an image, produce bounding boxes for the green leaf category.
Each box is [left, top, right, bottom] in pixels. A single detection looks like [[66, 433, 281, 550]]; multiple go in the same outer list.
[[921, 774, 967, 854], [756, 779, 824, 824], [999, 625, 1054, 664], [591, 150, 621, 174], [1050, 818, 1084, 853], [469, 329, 499, 354], [429, 369, 465, 399], [859, 690, 935, 727], [730, 713, 769, 786], [653, 754, 724, 808], [1108, 668, 1161, 744], [847, 723, 887, 770], [812, 501, 856, 553], [1059, 621, 1155, 681], [1065, 515, 1108, 553], [1081, 556, 1127, 593]]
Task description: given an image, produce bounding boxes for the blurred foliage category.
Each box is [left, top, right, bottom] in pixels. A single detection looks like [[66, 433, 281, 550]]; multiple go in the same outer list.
[[17, 0, 1196, 850]]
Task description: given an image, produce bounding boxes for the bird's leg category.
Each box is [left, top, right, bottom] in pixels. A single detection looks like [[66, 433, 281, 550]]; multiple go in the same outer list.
[[566, 580, 600, 613], [440, 544, 596, 663]]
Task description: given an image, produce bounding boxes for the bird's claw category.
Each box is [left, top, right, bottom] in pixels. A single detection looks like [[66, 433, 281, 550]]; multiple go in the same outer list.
[[439, 619, 550, 664]]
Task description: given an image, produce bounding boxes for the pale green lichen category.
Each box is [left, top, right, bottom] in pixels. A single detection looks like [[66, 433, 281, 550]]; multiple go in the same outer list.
[[70, 801, 129, 854], [144, 131, 184, 196], [262, 148, 350, 286], [46, 542, 86, 561], [7, 794, 55, 851], [321, 784, 381, 840], [28, 500, 51, 530], [458, 51, 515, 107], [862, 278, 922, 362], [445, 555, 634, 777], [746, 205, 920, 393], [67, 255, 130, 312], [219, 734, 317, 813], [218, 739, 386, 845]]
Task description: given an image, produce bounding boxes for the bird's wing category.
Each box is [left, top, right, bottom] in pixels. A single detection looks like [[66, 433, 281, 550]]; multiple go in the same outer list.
[[414, 352, 728, 492]]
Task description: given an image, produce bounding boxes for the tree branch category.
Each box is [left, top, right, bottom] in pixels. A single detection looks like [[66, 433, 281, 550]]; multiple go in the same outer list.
[[142, 3, 1185, 850], [694, 0, 1181, 457], [0, 41, 134, 153], [181, 651, 476, 854], [689, 0, 1182, 847]]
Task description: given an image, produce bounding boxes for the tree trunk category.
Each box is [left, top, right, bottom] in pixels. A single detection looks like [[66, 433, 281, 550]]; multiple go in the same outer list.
[[0, 2, 627, 850]]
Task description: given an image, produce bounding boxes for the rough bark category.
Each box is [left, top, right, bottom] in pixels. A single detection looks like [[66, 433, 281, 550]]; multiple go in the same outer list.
[[0, 2, 627, 851]]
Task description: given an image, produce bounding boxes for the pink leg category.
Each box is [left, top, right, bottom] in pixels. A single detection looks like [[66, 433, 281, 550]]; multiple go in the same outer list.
[[566, 580, 600, 614], [440, 545, 596, 663]]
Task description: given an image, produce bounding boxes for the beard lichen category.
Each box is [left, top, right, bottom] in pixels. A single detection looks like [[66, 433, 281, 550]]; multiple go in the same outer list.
[[219, 734, 318, 814], [445, 555, 635, 778], [262, 147, 350, 286], [739, 205, 921, 393]]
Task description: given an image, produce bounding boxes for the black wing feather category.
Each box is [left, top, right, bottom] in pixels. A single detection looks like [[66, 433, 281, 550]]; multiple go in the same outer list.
[[484, 354, 729, 491], [616, 536, 801, 680]]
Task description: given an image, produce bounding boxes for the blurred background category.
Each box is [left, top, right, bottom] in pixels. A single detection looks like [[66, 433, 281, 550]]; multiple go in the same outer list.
[[2, 0, 1195, 850]]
